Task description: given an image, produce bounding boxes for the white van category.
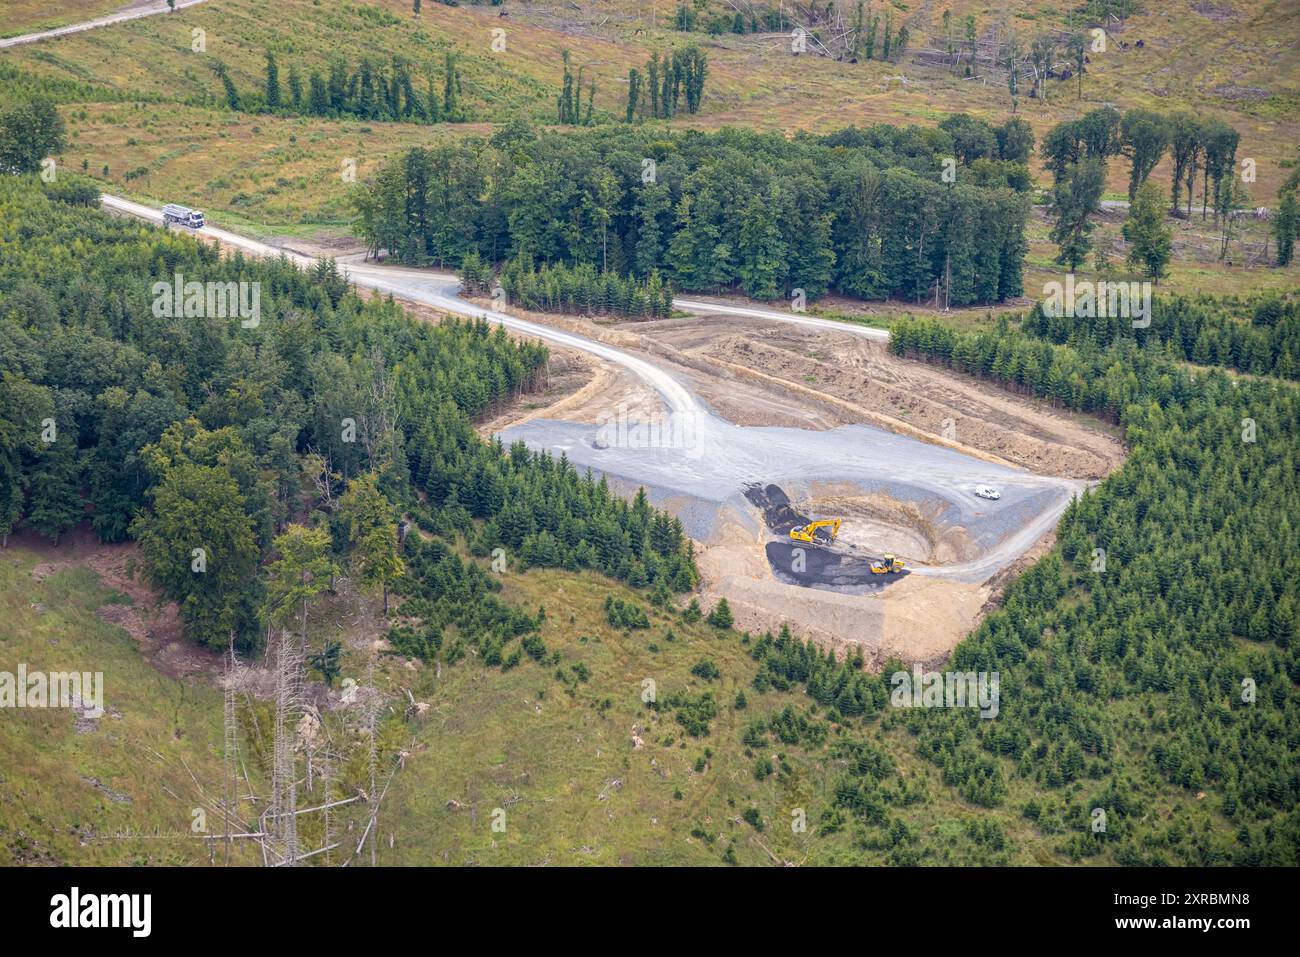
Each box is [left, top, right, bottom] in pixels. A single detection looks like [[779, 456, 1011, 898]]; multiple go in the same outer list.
[[162, 203, 205, 228], [975, 485, 1001, 500]]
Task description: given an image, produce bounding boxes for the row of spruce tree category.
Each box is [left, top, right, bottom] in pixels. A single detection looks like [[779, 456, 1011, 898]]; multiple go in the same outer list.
[[352, 120, 1035, 307], [212, 51, 467, 123]]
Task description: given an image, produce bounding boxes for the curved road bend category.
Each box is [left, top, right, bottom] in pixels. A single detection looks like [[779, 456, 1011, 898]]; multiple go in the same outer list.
[[99, 194, 1084, 584], [0, 0, 209, 49], [0, 1, 1097, 588]]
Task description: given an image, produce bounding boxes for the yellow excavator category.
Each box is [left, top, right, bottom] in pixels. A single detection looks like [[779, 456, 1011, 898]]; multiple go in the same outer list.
[[871, 554, 905, 575], [789, 518, 841, 547]]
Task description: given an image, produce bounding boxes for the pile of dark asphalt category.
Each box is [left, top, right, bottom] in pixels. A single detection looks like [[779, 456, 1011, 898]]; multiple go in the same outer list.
[[742, 483, 908, 593]]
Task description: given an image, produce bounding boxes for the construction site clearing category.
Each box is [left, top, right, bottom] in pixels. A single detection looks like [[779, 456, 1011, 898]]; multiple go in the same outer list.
[[481, 301, 1126, 669]]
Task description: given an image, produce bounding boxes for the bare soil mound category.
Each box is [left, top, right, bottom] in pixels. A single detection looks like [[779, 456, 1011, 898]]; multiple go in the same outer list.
[[706, 332, 1120, 479]]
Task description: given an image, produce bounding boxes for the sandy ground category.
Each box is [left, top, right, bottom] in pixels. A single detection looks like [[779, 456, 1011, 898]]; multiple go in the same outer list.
[[799, 484, 980, 566], [478, 305, 1124, 479], [645, 316, 1124, 479], [476, 351, 663, 437], [695, 511, 988, 669]]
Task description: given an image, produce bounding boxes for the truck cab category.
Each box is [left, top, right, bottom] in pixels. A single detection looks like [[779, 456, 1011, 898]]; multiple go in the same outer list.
[[162, 203, 205, 228]]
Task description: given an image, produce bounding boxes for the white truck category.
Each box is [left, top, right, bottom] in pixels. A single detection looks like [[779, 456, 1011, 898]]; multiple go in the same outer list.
[[975, 484, 1001, 501], [162, 203, 205, 228]]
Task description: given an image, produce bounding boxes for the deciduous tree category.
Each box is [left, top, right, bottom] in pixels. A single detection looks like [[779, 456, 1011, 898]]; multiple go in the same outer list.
[[1050, 158, 1106, 271], [1123, 181, 1172, 280], [0, 96, 65, 174]]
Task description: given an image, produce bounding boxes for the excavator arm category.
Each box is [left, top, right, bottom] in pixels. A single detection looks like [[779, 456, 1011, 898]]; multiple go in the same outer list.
[[789, 518, 841, 545]]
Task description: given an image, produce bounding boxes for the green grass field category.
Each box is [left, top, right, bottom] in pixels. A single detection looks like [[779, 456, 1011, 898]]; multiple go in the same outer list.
[[364, 561, 1235, 866], [0, 540, 1045, 866], [6, 0, 1292, 294], [0, 0, 128, 39], [0, 545, 260, 865]]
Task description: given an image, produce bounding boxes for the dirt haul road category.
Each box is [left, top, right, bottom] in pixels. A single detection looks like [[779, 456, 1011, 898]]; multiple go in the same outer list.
[[0, 0, 209, 47], [100, 194, 1088, 659]]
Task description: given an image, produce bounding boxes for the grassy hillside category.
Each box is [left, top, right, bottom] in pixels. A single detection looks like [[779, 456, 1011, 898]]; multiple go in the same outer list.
[[366, 556, 1251, 866], [0, 532, 1026, 867], [0, 542, 261, 865], [1, 523, 1245, 867], [1021, 204, 1296, 299], [0, 2, 1296, 869], [52, 101, 462, 236], [0, 0, 126, 39], [4, 1, 562, 117], [5, 0, 1296, 239]]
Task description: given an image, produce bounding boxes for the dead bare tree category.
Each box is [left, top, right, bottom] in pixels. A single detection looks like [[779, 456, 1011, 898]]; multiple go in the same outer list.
[[264, 629, 303, 865], [359, 346, 401, 471], [302, 447, 339, 511]]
